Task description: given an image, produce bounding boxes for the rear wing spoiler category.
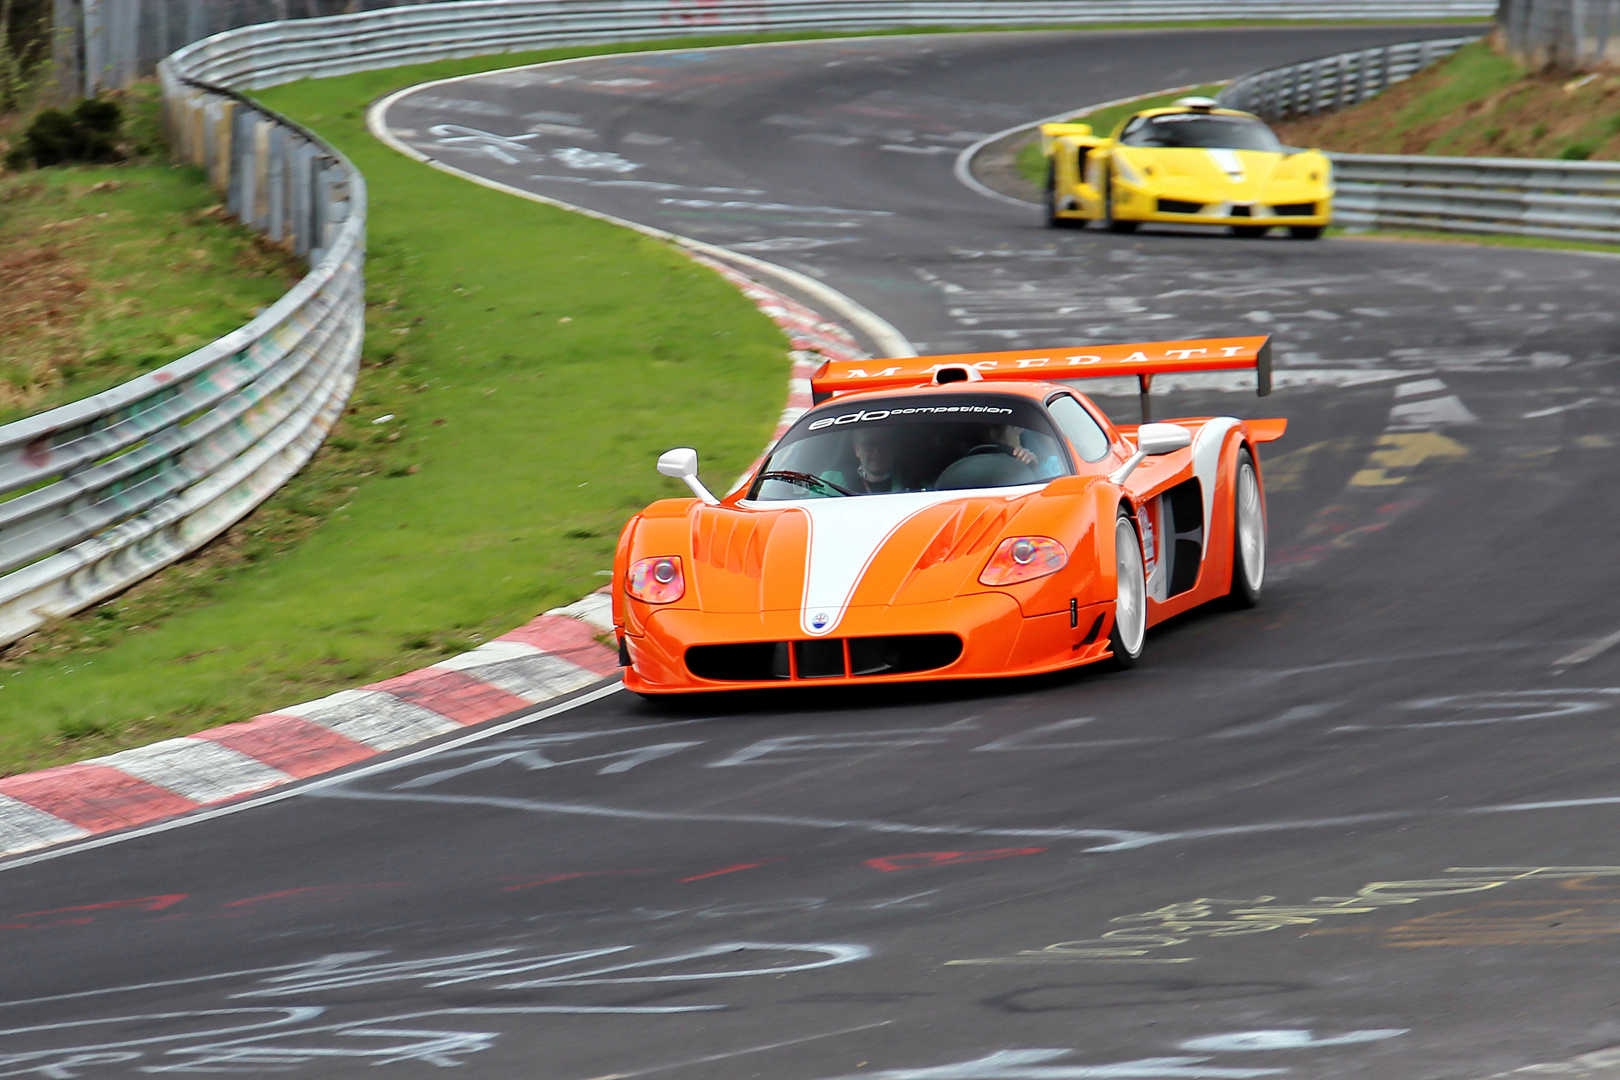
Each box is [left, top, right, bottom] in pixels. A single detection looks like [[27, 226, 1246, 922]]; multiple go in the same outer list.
[[1039, 122, 1096, 155], [810, 335, 1272, 422]]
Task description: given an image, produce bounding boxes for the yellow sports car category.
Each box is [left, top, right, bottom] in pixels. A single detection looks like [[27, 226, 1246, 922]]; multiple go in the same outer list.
[[1040, 98, 1332, 239]]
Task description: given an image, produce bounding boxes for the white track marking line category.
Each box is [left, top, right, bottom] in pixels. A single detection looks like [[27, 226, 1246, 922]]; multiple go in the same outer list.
[[1209, 703, 1338, 739], [580, 1020, 891, 1080], [953, 82, 1221, 207], [313, 787, 1159, 850], [1553, 626, 1620, 671], [0, 682, 625, 874], [370, 63, 914, 357]]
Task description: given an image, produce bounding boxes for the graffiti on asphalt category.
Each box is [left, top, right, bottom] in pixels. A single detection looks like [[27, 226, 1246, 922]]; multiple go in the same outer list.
[[0, 941, 869, 1075], [948, 867, 1620, 965]]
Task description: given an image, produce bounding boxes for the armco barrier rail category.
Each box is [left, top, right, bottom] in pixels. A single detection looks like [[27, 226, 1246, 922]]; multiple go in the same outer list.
[[1217, 34, 1480, 119], [75, 0, 1496, 94], [1331, 153, 1620, 242], [1214, 36, 1620, 242], [0, 68, 365, 647]]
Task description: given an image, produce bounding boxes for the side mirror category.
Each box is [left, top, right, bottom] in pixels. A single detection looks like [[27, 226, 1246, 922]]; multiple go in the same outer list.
[[1110, 424, 1190, 485], [1137, 423, 1192, 456], [657, 447, 719, 505]]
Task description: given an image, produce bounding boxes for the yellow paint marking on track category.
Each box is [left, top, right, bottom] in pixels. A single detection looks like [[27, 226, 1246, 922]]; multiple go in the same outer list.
[[1349, 432, 1469, 487], [947, 867, 1620, 967], [1254, 437, 1360, 493]]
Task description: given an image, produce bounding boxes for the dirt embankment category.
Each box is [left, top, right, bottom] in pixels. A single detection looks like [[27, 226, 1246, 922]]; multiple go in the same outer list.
[[1274, 40, 1620, 161]]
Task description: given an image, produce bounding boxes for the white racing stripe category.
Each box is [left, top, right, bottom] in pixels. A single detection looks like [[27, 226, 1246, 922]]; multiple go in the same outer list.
[[782, 486, 1044, 637], [1206, 148, 1246, 182], [1191, 418, 1242, 544]]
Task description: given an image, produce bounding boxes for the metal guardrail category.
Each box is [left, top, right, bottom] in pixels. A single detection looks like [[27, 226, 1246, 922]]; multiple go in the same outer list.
[[68, 0, 458, 96], [75, 0, 1496, 94], [1331, 154, 1620, 242], [1216, 35, 1620, 243], [1217, 35, 1481, 120], [0, 62, 365, 646]]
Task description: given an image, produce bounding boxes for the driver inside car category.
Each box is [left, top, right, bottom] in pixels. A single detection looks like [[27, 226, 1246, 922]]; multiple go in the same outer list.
[[987, 423, 1036, 466], [979, 423, 1067, 479], [834, 426, 908, 493]]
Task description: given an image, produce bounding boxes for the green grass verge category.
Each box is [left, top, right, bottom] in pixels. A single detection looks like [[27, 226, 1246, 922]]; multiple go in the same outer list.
[[1330, 224, 1620, 254], [0, 40, 812, 773], [0, 24, 1489, 773], [0, 90, 301, 424], [1015, 83, 1227, 186], [1274, 40, 1620, 162]]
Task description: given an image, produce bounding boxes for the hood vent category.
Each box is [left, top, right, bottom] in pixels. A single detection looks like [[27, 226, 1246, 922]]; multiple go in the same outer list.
[[691, 507, 775, 578], [918, 503, 1014, 569]]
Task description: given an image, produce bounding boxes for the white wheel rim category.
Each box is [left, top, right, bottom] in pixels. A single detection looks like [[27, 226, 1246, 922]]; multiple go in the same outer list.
[[1237, 461, 1265, 592], [1114, 517, 1146, 657]]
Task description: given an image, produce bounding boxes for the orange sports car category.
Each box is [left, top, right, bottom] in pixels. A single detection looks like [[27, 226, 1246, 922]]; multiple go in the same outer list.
[[612, 336, 1286, 694]]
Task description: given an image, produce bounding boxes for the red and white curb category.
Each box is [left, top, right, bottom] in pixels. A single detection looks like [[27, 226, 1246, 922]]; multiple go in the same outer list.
[[0, 600, 618, 858], [0, 262, 873, 862]]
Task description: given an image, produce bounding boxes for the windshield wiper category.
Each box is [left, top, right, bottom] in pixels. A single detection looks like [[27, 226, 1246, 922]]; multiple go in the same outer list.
[[759, 470, 853, 496]]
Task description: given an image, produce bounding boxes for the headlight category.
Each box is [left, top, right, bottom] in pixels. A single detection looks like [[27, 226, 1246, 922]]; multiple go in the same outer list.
[[980, 537, 1067, 586], [1112, 153, 1145, 186], [627, 556, 684, 603]]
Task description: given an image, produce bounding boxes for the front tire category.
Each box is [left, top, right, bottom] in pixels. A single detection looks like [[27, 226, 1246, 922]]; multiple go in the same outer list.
[[1104, 172, 1138, 234], [1228, 448, 1266, 607], [1103, 508, 1147, 670], [1289, 225, 1324, 240]]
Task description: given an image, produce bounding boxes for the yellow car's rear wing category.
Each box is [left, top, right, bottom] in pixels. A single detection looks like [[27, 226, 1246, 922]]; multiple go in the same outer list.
[[810, 335, 1272, 422], [1039, 122, 1095, 156]]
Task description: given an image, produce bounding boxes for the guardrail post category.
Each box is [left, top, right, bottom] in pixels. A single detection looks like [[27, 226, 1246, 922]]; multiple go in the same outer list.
[[267, 124, 288, 245], [291, 139, 315, 258]]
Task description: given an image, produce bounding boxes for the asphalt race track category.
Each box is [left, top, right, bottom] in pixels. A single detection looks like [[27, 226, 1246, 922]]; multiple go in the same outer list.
[[7, 27, 1620, 1080]]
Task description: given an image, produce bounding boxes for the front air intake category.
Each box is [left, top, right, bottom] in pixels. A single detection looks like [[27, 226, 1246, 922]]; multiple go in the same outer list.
[[685, 634, 963, 682], [848, 634, 963, 676], [685, 641, 790, 681]]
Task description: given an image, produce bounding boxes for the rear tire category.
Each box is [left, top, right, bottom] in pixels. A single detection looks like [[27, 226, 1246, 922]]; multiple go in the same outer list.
[[1102, 508, 1147, 670], [1043, 162, 1061, 228], [1289, 225, 1324, 240], [1104, 172, 1138, 234], [1230, 224, 1269, 238], [1228, 448, 1266, 608]]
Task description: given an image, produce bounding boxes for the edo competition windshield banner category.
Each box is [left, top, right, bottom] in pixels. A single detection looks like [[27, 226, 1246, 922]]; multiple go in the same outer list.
[[790, 394, 1039, 441]]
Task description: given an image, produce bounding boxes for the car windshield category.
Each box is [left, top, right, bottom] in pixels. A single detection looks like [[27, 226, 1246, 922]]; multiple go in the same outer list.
[[745, 393, 1073, 501], [1119, 112, 1282, 152]]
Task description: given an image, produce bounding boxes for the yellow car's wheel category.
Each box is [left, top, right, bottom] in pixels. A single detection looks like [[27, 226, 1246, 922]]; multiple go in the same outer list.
[[1043, 162, 1072, 229], [1289, 225, 1324, 240], [1103, 173, 1137, 234]]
